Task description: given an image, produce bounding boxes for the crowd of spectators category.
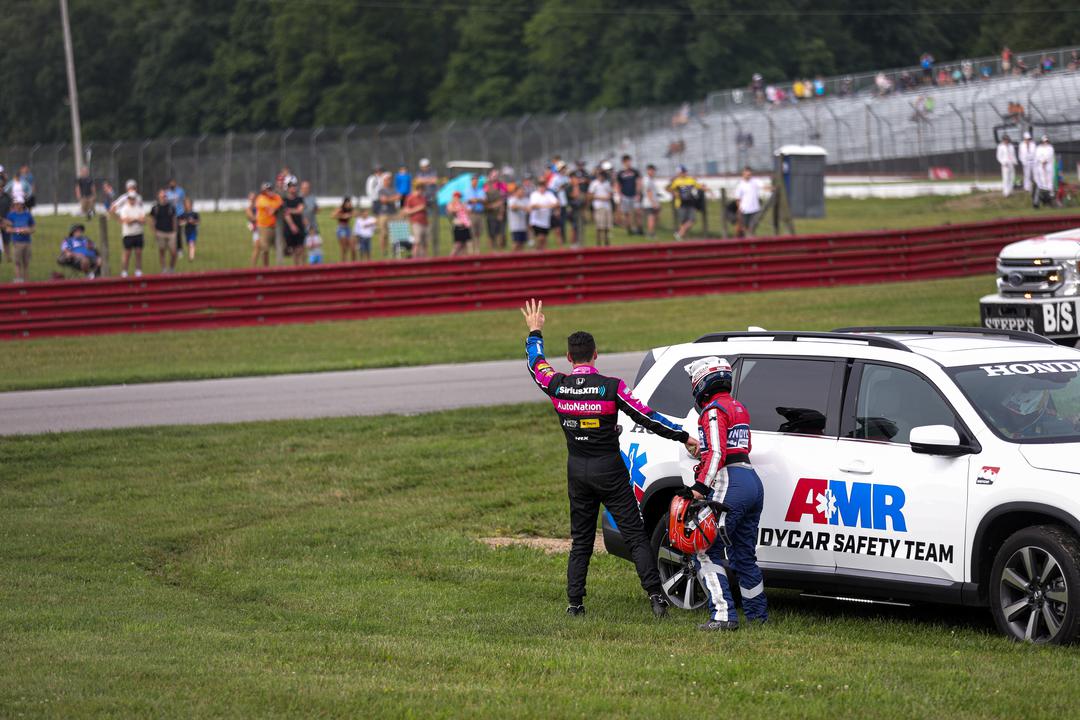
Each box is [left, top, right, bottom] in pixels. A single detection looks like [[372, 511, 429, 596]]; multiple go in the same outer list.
[[751, 46, 1080, 106]]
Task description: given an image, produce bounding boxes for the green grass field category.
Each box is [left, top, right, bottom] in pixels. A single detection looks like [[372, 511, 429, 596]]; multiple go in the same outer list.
[[0, 275, 990, 391], [3, 192, 1076, 283], [2, 405, 1077, 718]]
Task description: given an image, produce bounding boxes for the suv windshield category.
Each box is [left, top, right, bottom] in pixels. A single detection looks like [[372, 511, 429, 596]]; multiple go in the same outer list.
[[949, 361, 1080, 443]]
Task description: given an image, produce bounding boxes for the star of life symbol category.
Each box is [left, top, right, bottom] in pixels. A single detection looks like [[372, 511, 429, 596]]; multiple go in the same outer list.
[[815, 488, 837, 520], [622, 443, 648, 502]]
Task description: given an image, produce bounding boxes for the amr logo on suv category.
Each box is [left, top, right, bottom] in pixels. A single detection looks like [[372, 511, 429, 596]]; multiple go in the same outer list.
[[608, 327, 1080, 644]]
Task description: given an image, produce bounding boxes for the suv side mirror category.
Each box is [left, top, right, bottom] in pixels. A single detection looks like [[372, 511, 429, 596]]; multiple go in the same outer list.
[[909, 425, 973, 456]]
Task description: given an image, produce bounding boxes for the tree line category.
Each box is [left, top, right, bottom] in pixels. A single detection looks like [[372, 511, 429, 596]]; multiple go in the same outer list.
[[2, 0, 1077, 145]]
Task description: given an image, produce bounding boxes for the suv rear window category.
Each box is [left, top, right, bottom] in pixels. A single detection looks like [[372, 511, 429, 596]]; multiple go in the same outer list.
[[736, 357, 837, 435], [645, 355, 707, 418]]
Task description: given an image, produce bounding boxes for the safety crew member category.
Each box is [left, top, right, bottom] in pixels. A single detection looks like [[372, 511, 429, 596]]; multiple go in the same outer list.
[[521, 298, 699, 618], [1018, 131, 1037, 195], [685, 357, 767, 630], [1034, 135, 1056, 207], [996, 135, 1017, 198]]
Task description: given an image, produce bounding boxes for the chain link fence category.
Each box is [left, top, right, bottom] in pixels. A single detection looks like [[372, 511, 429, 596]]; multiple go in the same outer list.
[[5, 44, 1080, 211]]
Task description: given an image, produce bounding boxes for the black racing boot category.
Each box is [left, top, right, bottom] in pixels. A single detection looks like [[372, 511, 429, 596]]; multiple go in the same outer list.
[[699, 619, 739, 631], [566, 604, 586, 617], [650, 593, 669, 618]]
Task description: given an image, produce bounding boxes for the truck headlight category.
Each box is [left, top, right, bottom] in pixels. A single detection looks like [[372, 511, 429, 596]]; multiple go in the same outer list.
[[1063, 260, 1080, 295]]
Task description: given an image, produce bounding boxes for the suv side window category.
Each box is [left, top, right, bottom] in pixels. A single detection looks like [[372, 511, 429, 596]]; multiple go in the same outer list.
[[735, 357, 838, 435], [851, 363, 960, 444], [645, 355, 707, 418]]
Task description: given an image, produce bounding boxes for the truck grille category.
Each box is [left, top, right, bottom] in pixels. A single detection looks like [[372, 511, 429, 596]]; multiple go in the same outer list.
[[997, 258, 1063, 297]]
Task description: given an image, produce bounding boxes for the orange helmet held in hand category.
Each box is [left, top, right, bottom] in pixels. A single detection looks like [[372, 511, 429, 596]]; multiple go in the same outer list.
[[668, 495, 719, 554]]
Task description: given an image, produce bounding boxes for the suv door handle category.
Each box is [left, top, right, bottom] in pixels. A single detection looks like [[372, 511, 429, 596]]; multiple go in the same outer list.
[[839, 460, 873, 474]]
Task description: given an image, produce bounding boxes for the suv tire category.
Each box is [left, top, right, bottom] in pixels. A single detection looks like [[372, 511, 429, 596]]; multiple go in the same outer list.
[[650, 513, 707, 610], [989, 524, 1080, 644]]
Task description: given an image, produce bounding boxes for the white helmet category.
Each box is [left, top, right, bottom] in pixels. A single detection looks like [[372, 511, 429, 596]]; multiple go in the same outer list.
[[600, 160, 613, 171], [684, 356, 733, 402]]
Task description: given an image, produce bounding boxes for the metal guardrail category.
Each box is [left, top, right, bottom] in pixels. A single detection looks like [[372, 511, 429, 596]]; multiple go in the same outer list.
[[2, 215, 1078, 339]]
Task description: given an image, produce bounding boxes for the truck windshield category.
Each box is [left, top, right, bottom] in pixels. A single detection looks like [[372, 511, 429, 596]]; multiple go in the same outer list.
[[949, 361, 1080, 443]]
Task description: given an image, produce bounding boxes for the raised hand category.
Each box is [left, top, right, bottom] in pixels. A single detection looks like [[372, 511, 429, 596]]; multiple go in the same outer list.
[[521, 298, 545, 332]]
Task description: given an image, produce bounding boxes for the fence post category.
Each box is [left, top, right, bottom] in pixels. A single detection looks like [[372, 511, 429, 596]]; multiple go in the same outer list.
[[53, 143, 66, 214], [252, 130, 265, 194], [281, 127, 293, 171], [343, 124, 356, 198], [166, 137, 178, 179], [442, 120, 455, 167], [310, 127, 324, 193], [194, 133, 207, 199], [513, 116, 527, 172], [222, 131, 233, 210]]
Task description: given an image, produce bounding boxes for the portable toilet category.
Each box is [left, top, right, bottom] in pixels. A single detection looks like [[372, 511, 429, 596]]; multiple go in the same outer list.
[[774, 145, 826, 218]]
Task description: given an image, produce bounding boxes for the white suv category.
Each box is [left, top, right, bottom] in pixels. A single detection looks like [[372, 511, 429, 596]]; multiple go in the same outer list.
[[609, 327, 1080, 644]]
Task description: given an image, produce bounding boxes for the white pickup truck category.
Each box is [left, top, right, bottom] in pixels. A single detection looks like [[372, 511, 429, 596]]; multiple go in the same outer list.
[[981, 228, 1080, 345]]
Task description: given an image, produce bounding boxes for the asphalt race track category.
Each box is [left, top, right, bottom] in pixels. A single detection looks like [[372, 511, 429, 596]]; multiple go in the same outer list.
[[0, 352, 643, 436]]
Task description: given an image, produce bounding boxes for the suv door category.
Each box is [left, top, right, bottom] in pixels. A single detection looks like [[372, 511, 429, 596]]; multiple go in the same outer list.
[[733, 356, 845, 573], [834, 361, 969, 586]]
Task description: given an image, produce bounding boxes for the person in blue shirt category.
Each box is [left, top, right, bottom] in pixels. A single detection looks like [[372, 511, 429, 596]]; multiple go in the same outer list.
[[4, 196, 35, 281], [465, 174, 486, 251], [58, 223, 101, 278], [165, 179, 187, 251], [394, 165, 412, 207]]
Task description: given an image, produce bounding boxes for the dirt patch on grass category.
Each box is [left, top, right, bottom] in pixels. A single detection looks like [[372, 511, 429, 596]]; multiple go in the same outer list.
[[479, 533, 605, 555], [941, 191, 1026, 213]]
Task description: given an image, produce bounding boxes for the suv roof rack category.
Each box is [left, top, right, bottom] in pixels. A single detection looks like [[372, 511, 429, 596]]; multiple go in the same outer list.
[[693, 331, 911, 352], [833, 326, 1056, 346]]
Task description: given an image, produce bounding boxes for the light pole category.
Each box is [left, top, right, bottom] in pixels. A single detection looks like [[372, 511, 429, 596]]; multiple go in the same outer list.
[[59, 0, 84, 174]]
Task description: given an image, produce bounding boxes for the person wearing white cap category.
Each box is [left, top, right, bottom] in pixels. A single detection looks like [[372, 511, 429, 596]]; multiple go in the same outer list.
[[1034, 135, 1056, 207], [1017, 131, 1037, 195], [996, 134, 1018, 197]]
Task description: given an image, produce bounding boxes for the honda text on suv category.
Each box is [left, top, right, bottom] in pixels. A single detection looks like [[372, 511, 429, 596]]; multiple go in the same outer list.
[[608, 327, 1080, 643]]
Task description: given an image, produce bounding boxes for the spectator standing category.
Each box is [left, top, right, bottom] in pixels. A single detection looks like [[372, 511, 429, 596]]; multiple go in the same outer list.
[[4, 196, 34, 281], [615, 155, 643, 235], [352, 206, 375, 261], [281, 181, 306, 265], [507, 185, 530, 252], [58, 223, 101, 278], [547, 162, 570, 247], [0, 174, 11, 262], [300, 180, 318, 239], [113, 189, 146, 278], [100, 181, 116, 216], [165, 179, 186, 254], [641, 164, 661, 238], [919, 52, 935, 84], [464, 175, 486, 253], [1018, 132, 1037, 194], [414, 158, 439, 253], [75, 166, 96, 218], [483, 169, 508, 251], [1001, 46, 1013, 74], [1034, 135, 1056, 208], [252, 182, 282, 268], [401, 186, 430, 258], [587, 170, 614, 247], [365, 165, 385, 205], [150, 189, 179, 273], [734, 166, 764, 237], [5, 168, 32, 208], [447, 191, 472, 256], [332, 197, 356, 262], [528, 181, 558, 250], [374, 175, 400, 257], [668, 165, 703, 241], [996, 135, 1018, 198], [180, 198, 199, 261], [394, 165, 412, 207], [275, 166, 297, 193], [567, 160, 590, 247]]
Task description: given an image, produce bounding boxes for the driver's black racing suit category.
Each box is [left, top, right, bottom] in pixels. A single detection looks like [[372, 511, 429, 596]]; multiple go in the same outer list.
[[526, 330, 689, 605]]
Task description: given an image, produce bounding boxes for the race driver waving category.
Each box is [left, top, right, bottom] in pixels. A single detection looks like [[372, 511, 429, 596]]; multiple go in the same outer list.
[[522, 298, 699, 618]]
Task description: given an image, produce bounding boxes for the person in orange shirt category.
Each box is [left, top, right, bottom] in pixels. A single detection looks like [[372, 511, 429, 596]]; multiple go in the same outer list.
[[252, 182, 283, 267]]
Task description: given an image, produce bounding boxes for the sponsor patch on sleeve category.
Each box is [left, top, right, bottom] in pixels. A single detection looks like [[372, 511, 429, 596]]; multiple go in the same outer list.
[[580, 418, 600, 429]]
